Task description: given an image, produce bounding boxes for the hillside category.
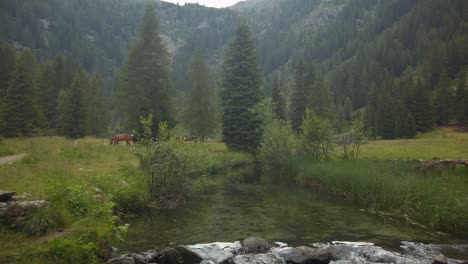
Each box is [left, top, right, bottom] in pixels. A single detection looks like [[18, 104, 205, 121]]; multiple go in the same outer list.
[[1, 0, 467, 138]]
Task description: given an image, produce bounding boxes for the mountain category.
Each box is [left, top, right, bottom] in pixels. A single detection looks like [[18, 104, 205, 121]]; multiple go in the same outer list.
[[1, 0, 467, 138]]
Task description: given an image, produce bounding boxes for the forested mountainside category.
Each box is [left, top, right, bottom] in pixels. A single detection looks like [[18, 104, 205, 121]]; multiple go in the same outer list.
[[1, 0, 467, 138]]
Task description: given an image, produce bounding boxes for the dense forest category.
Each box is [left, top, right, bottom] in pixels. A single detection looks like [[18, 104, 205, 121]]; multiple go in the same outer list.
[[0, 0, 467, 139]]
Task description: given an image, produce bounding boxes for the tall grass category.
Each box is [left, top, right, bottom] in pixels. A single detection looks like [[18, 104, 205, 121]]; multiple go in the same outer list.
[[294, 159, 468, 235], [0, 137, 251, 263]]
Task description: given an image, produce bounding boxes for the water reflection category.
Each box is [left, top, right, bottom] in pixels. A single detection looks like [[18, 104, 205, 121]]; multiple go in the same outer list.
[[123, 166, 463, 251]]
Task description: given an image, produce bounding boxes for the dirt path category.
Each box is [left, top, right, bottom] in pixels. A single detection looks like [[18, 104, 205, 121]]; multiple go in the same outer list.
[[0, 154, 27, 165]]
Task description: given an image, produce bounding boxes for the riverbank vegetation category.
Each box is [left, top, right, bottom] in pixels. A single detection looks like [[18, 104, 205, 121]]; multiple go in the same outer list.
[[0, 136, 251, 263]]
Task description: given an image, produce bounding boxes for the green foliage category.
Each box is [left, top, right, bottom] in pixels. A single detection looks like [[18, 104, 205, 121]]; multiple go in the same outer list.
[[2, 49, 43, 137], [18, 208, 63, 236], [295, 160, 468, 234], [136, 142, 193, 209], [335, 121, 367, 160], [139, 113, 155, 144], [271, 74, 286, 120], [257, 118, 298, 175], [290, 61, 307, 131], [221, 21, 263, 152], [343, 97, 353, 122], [61, 65, 87, 139], [47, 237, 99, 264], [299, 109, 334, 160], [184, 50, 219, 141], [119, 5, 174, 136]]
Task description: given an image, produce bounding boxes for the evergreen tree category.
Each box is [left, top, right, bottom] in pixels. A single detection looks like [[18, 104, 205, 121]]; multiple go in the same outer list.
[[185, 50, 218, 141], [434, 72, 453, 125], [455, 71, 466, 124], [290, 61, 307, 131], [271, 74, 286, 120], [62, 66, 88, 139], [365, 84, 378, 136], [311, 74, 335, 121], [0, 41, 16, 134], [221, 21, 263, 152], [0, 41, 16, 98], [409, 81, 434, 132], [119, 5, 174, 135], [86, 73, 109, 137], [2, 49, 41, 137], [344, 96, 353, 122]]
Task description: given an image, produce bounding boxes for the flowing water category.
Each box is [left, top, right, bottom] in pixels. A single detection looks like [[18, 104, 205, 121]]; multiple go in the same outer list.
[[123, 166, 465, 251]]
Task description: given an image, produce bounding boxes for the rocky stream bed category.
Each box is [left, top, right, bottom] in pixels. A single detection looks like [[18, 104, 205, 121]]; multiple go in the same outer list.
[[108, 237, 468, 264]]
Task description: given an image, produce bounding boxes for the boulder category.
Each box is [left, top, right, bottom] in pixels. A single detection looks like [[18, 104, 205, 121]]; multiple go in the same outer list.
[[275, 246, 329, 264], [176, 242, 241, 264], [122, 250, 159, 264], [433, 254, 447, 264], [0, 191, 15, 202], [5, 200, 49, 218], [241, 237, 271, 254], [108, 256, 135, 264], [230, 253, 286, 264], [157, 247, 183, 264]]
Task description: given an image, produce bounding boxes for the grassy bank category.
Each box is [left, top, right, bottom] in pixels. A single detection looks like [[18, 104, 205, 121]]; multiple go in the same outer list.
[[294, 160, 468, 235], [0, 137, 251, 263], [291, 128, 468, 236], [359, 128, 468, 160]]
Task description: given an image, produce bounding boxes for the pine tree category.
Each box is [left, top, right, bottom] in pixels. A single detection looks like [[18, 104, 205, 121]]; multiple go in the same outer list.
[[344, 96, 353, 122], [455, 71, 466, 124], [434, 72, 453, 125], [119, 5, 174, 135], [185, 50, 218, 141], [2, 49, 41, 137], [221, 21, 263, 152], [271, 74, 286, 120], [0, 41, 16, 98], [290, 61, 307, 131], [0, 41, 16, 135], [62, 66, 87, 139], [311, 74, 335, 121], [365, 84, 378, 136], [410, 81, 434, 132], [86, 73, 109, 137]]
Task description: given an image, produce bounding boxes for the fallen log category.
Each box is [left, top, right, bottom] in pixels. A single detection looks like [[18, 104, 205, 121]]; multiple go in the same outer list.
[[416, 159, 468, 171]]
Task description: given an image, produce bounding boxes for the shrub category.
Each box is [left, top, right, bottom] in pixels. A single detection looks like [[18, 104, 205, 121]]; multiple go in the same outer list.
[[18, 207, 63, 236], [47, 237, 99, 264], [257, 118, 298, 175], [299, 109, 334, 160], [136, 142, 193, 208]]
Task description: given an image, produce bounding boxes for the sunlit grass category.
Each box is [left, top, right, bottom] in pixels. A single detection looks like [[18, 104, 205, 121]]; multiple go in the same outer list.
[[359, 128, 468, 160]]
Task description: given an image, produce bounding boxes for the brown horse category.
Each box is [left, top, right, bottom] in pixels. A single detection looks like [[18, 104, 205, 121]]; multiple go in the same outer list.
[[110, 134, 137, 145]]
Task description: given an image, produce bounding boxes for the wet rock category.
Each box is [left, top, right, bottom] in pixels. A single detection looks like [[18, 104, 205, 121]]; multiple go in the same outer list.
[[433, 254, 448, 264], [241, 237, 271, 254], [177, 242, 241, 264], [230, 253, 286, 264], [5, 200, 49, 218], [274, 242, 288, 248], [107, 256, 135, 264], [157, 247, 183, 264], [122, 250, 158, 264], [275, 246, 329, 264], [0, 191, 15, 202]]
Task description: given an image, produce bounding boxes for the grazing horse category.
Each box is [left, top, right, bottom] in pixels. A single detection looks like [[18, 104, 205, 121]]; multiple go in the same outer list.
[[110, 134, 137, 145]]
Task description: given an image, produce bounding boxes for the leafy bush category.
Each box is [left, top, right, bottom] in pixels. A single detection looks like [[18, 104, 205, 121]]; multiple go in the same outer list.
[[299, 109, 334, 160], [257, 118, 298, 175], [47, 237, 99, 264], [18, 207, 63, 236], [136, 142, 193, 208]]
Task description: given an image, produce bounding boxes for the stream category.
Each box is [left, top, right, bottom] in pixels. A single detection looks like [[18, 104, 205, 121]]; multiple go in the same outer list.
[[123, 166, 465, 251]]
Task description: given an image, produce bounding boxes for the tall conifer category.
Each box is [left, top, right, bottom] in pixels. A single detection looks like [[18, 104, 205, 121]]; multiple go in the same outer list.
[[119, 5, 174, 135], [185, 50, 218, 141], [221, 21, 263, 152]]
